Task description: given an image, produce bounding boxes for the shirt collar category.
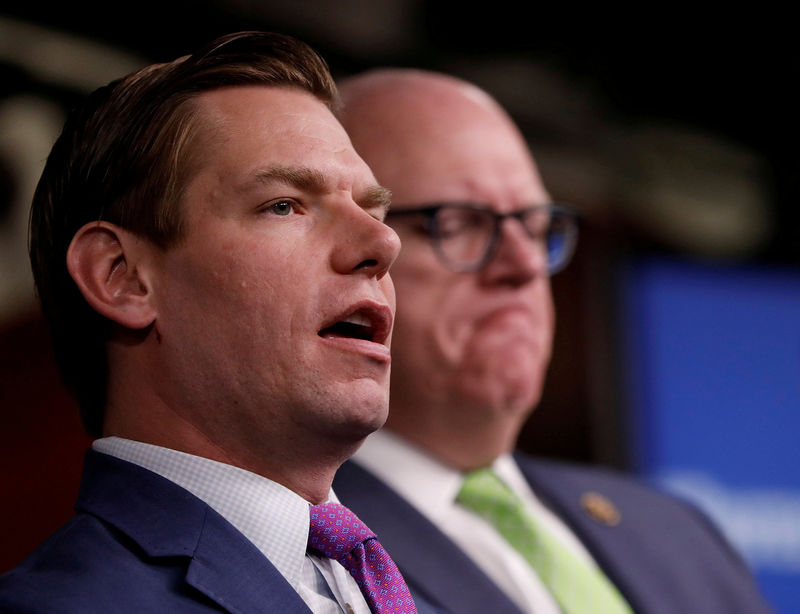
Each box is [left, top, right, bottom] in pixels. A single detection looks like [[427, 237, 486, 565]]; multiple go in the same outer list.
[[352, 429, 464, 521], [93, 436, 321, 590], [353, 430, 538, 514]]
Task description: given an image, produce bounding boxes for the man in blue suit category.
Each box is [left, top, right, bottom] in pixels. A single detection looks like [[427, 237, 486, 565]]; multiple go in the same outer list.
[[333, 69, 774, 614], [0, 33, 434, 614]]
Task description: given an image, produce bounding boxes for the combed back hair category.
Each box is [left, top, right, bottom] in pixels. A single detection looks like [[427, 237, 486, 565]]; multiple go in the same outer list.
[[29, 31, 338, 437]]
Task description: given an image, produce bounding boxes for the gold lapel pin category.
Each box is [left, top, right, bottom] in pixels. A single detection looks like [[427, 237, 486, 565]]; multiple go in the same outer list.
[[580, 492, 621, 526]]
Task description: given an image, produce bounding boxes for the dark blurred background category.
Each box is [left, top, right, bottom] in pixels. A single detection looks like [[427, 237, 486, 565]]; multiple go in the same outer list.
[[1, 3, 798, 610]]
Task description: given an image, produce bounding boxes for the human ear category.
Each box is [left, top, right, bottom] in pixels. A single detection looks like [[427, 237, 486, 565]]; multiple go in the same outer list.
[[66, 221, 157, 330]]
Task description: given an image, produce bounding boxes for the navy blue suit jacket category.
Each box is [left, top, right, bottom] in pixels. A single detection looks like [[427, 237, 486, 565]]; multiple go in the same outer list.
[[0, 450, 444, 614], [334, 453, 774, 614]]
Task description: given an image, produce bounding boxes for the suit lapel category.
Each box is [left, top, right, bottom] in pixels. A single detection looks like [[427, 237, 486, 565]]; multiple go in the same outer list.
[[334, 460, 523, 614], [186, 509, 312, 614], [517, 453, 778, 614], [78, 450, 312, 614]]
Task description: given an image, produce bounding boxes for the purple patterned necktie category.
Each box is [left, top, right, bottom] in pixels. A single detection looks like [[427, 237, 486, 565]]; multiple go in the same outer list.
[[308, 502, 418, 614]]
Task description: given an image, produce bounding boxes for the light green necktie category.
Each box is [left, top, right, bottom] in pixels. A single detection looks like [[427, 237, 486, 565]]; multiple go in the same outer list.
[[457, 468, 633, 614]]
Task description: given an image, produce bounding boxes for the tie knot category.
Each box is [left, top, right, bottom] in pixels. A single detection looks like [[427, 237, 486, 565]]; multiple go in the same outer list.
[[458, 467, 520, 511], [308, 502, 376, 560], [308, 503, 419, 613]]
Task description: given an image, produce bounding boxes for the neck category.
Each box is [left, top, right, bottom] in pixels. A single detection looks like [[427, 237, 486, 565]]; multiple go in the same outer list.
[[103, 397, 358, 505], [384, 401, 523, 472], [102, 340, 365, 504]]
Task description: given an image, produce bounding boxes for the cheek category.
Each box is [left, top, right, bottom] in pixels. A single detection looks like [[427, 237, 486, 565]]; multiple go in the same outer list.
[[164, 243, 293, 337], [392, 271, 471, 366], [391, 247, 438, 320], [389, 261, 446, 366], [437, 293, 486, 364]]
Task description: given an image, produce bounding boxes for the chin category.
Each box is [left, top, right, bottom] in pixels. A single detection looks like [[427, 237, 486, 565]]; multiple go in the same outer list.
[[335, 395, 390, 440], [461, 377, 539, 419], [360, 400, 390, 433], [500, 388, 540, 418], [330, 417, 386, 453]]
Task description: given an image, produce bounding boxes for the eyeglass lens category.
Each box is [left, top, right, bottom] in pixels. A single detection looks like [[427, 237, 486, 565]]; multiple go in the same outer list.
[[432, 206, 575, 273], [435, 207, 496, 270]]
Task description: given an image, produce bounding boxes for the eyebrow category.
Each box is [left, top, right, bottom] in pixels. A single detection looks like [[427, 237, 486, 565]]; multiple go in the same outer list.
[[256, 166, 327, 192], [360, 185, 393, 219], [255, 166, 392, 218]]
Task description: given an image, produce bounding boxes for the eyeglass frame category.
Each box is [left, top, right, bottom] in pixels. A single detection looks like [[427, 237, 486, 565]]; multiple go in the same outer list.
[[385, 202, 579, 275]]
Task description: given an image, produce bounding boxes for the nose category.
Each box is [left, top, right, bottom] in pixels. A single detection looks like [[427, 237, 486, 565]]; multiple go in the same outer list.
[[479, 217, 547, 287], [331, 204, 402, 280]]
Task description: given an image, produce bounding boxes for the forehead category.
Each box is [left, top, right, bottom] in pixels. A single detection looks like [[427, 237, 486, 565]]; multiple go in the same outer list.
[[348, 84, 548, 212], [190, 85, 373, 187], [400, 121, 545, 211]]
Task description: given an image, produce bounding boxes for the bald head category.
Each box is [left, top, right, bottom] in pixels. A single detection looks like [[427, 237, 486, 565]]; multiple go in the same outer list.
[[338, 69, 504, 131], [338, 69, 540, 207], [337, 68, 555, 470]]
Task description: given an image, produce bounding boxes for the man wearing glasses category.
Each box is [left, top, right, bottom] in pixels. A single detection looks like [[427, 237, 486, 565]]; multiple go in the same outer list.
[[333, 69, 773, 614]]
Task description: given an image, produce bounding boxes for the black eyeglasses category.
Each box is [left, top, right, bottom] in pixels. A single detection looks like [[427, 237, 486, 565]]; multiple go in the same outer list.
[[387, 203, 579, 274]]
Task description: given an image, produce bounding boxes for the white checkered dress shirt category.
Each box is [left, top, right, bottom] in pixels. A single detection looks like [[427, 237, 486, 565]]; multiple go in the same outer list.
[[94, 437, 370, 614]]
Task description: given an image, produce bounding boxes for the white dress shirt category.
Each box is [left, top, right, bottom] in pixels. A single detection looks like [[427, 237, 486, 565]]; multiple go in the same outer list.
[[94, 437, 370, 614], [352, 429, 602, 614]]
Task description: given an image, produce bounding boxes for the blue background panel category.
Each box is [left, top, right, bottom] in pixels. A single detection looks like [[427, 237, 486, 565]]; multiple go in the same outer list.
[[621, 258, 800, 613]]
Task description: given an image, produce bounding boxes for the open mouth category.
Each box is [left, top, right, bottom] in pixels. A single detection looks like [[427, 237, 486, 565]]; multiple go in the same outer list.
[[318, 304, 391, 345]]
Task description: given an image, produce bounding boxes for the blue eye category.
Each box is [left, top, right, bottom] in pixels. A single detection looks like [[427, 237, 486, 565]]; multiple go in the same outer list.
[[269, 201, 294, 216]]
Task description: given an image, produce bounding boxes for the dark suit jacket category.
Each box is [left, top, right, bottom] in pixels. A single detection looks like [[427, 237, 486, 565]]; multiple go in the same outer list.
[[334, 453, 774, 614], [0, 450, 443, 614]]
